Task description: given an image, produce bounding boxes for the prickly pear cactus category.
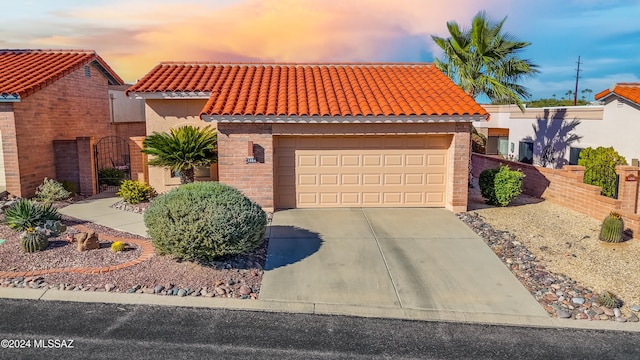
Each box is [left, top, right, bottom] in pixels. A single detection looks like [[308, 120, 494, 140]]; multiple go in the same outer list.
[[19, 229, 49, 253], [599, 212, 623, 243]]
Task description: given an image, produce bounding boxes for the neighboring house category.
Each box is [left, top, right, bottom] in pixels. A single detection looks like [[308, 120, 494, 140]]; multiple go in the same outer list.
[[128, 62, 487, 212], [475, 83, 640, 168], [0, 49, 145, 197]]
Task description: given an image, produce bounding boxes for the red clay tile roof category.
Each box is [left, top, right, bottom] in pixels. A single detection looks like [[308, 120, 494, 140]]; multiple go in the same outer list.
[[129, 62, 487, 117], [595, 83, 640, 105], [0, 49, 124, 101]]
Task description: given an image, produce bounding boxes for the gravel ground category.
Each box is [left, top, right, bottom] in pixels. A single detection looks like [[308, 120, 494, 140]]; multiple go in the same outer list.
[[466, 186, 640, 316], [0, 209, 268, 298]]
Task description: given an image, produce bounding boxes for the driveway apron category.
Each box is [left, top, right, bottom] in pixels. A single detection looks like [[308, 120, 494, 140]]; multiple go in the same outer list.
[[260, 208, 548, 317]]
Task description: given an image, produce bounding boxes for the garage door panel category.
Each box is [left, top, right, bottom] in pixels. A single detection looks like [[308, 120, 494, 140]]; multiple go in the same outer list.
[[275, 136, 449, 208]]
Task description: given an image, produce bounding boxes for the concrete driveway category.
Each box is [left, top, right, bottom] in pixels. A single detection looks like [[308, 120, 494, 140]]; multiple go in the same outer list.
[[260, 208, 548, 317]]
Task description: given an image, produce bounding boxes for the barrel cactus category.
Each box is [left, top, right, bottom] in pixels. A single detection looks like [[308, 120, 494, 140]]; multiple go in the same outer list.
[[19, 229, 49, 253], [598, 291, 621, 309], [111, 241, 125, 253], [599, 212, 624, 243]]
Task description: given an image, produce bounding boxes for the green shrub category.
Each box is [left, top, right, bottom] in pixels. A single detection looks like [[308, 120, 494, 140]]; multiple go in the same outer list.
[[34, 178, 72, 202], [479, 165, 524, 206], [578, 147, 627, 198], [479, 167, 500, 205], [117, 180, 156, 204], [5, 199, 62, 232], [144, 182, 267, 261], [60, 180, 79, 195], [98, 168, 126, 186]]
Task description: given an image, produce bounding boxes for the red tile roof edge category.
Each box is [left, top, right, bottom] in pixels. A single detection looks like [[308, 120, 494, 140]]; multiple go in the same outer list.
[[0, 49, 124, 100], [595, 83, 640, 105]]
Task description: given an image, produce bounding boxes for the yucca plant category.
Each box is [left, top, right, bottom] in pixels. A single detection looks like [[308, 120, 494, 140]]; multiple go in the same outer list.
[[141, 125, 217, 184], [599, 212, 624, 243], [5, 199, 61, 232]]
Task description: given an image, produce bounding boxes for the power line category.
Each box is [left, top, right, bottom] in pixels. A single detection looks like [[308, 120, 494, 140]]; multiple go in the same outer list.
[[574, 56, 582, 106]]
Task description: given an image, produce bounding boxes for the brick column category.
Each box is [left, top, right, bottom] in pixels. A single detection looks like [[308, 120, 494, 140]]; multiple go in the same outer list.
[[76, 137, 96, 196], [129, 136, 147, 183], [616, 166, 640, 215]]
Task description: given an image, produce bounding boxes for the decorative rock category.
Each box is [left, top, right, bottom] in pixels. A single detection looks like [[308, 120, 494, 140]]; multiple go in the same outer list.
[[177, 289, 187, 297], [154, 285, 164, 294], [630, 305, 640, 312], [628, 313, 639, 322], [215, 287, 226, 296], [556, 309, 571, 318], [599, 315, 609, 320], [65, 285, 75, 291], [200, 289, 208, 296], [603, 307, 615, 317], [572, 297, 585, 305], [142, 287, 154, 294], [171, 288, 179, 296], [586, 309, 597, 318], [227, 279, 236, 286], [575, 313, 588, 320], [592, 306, 604, 315], [616, 316, 627, 323], [205, 292, 215, 298], [240, 295, 250, 300], [239, 285, 252, 296], [76, 231, 100, 252], [105, 284, 115, 292], [127, 284, 141, 293], [614, 308, 621, 318]]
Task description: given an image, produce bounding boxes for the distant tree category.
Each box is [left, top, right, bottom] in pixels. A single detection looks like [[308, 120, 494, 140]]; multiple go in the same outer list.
[[431, 11, 539, 111], [581, 88, 593, 101], [527, 98, 588, 107]]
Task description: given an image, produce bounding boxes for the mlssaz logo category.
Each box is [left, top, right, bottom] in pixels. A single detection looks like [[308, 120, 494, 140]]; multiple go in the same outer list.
[[34, 339, 74, 349]]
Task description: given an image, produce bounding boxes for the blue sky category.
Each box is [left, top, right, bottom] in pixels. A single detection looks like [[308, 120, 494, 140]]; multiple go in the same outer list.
[[2, 0, 639, 102]]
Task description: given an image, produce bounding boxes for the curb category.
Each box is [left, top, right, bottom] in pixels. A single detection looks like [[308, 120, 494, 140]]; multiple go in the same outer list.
[[1, 287, 639, 332]]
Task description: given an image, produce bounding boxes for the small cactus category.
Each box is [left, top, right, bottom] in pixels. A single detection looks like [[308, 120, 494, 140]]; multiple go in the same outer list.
[[111, 241, 125, 253], [19, 230, 49, 253], [598, 291, 621, 309], [599, 212, 624, 243]]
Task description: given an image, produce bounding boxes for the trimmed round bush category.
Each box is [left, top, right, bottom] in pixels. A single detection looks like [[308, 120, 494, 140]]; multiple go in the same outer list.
[[479, 165, 524, 207], [144, 182, 267, 261]]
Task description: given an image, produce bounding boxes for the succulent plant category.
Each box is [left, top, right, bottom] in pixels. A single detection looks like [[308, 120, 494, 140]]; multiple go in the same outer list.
[[599, 212, 624, 243], [38, 220, 67, 237], [19, 230, 49, 253], [111, 241, 125, 253], [598, 291, 621, 309]]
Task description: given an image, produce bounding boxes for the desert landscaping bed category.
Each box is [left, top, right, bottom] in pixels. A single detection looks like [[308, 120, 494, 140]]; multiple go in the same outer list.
[[462, 189, 640, 321], [0, 214, 267, 299]]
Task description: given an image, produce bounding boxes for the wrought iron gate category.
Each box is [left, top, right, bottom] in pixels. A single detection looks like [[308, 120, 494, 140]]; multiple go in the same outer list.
[[94, 136, 130, 193]]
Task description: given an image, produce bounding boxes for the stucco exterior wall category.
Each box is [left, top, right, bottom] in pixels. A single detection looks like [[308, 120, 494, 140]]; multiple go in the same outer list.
[[144, 99, 218, 194], [109, 85, 145, 123], [474, 104, 640, 168]]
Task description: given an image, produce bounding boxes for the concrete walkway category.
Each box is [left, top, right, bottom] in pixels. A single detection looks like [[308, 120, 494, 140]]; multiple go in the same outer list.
[[58, 193, 147, 237], [261, 208, 548, 317]]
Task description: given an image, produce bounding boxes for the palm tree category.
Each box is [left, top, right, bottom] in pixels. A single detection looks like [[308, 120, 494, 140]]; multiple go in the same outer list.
[[141, 125, 217, 184], [431, 11, 539, 111]]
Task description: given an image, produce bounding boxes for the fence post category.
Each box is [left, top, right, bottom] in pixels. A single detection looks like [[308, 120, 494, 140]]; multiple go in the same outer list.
[[615, 166, 640, 214]]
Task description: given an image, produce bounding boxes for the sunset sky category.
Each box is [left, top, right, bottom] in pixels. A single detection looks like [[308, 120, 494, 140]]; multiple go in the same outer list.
[[2, 0, 639, 101]]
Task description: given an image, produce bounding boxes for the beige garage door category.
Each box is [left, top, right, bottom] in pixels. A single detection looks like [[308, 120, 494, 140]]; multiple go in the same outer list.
[[274, 136, 451, 208]]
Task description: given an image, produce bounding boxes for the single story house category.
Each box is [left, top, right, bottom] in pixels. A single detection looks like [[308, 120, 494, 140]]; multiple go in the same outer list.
[[0, 49, 146, 197], [474, 83, 640, 168], [128, 62, 488, 212]]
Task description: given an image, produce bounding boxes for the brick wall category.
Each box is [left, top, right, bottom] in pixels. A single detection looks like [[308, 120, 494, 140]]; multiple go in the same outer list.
[[217, 123, 274, 210], [8, 64, 144, 197], [449, 123, 471, 212], [128, 136, 147, 183], [0, 104, 18, 192], [52, 140, 80, 189], [472, 153, 640, 238]]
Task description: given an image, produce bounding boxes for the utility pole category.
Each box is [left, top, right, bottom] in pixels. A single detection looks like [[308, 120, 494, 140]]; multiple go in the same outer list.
[[574, 56, 582, 106]]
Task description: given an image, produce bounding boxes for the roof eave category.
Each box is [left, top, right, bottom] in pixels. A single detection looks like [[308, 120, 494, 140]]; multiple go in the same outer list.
[[201, 114, 486, 123], [127, 91, 212, 100]]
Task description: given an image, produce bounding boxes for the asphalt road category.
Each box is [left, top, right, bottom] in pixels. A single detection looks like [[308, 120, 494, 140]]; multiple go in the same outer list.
[[0, 298, 637, 359]]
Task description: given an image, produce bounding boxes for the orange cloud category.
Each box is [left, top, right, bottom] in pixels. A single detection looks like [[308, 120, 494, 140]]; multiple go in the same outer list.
[[21, 0, 511, 82]]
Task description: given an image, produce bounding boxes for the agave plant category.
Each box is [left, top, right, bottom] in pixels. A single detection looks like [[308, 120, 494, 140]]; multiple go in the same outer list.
[[5, 199, 61, 232]]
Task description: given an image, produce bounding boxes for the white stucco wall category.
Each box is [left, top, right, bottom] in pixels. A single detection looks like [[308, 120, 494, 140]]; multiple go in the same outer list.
[[476, 101, 640, 168]]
